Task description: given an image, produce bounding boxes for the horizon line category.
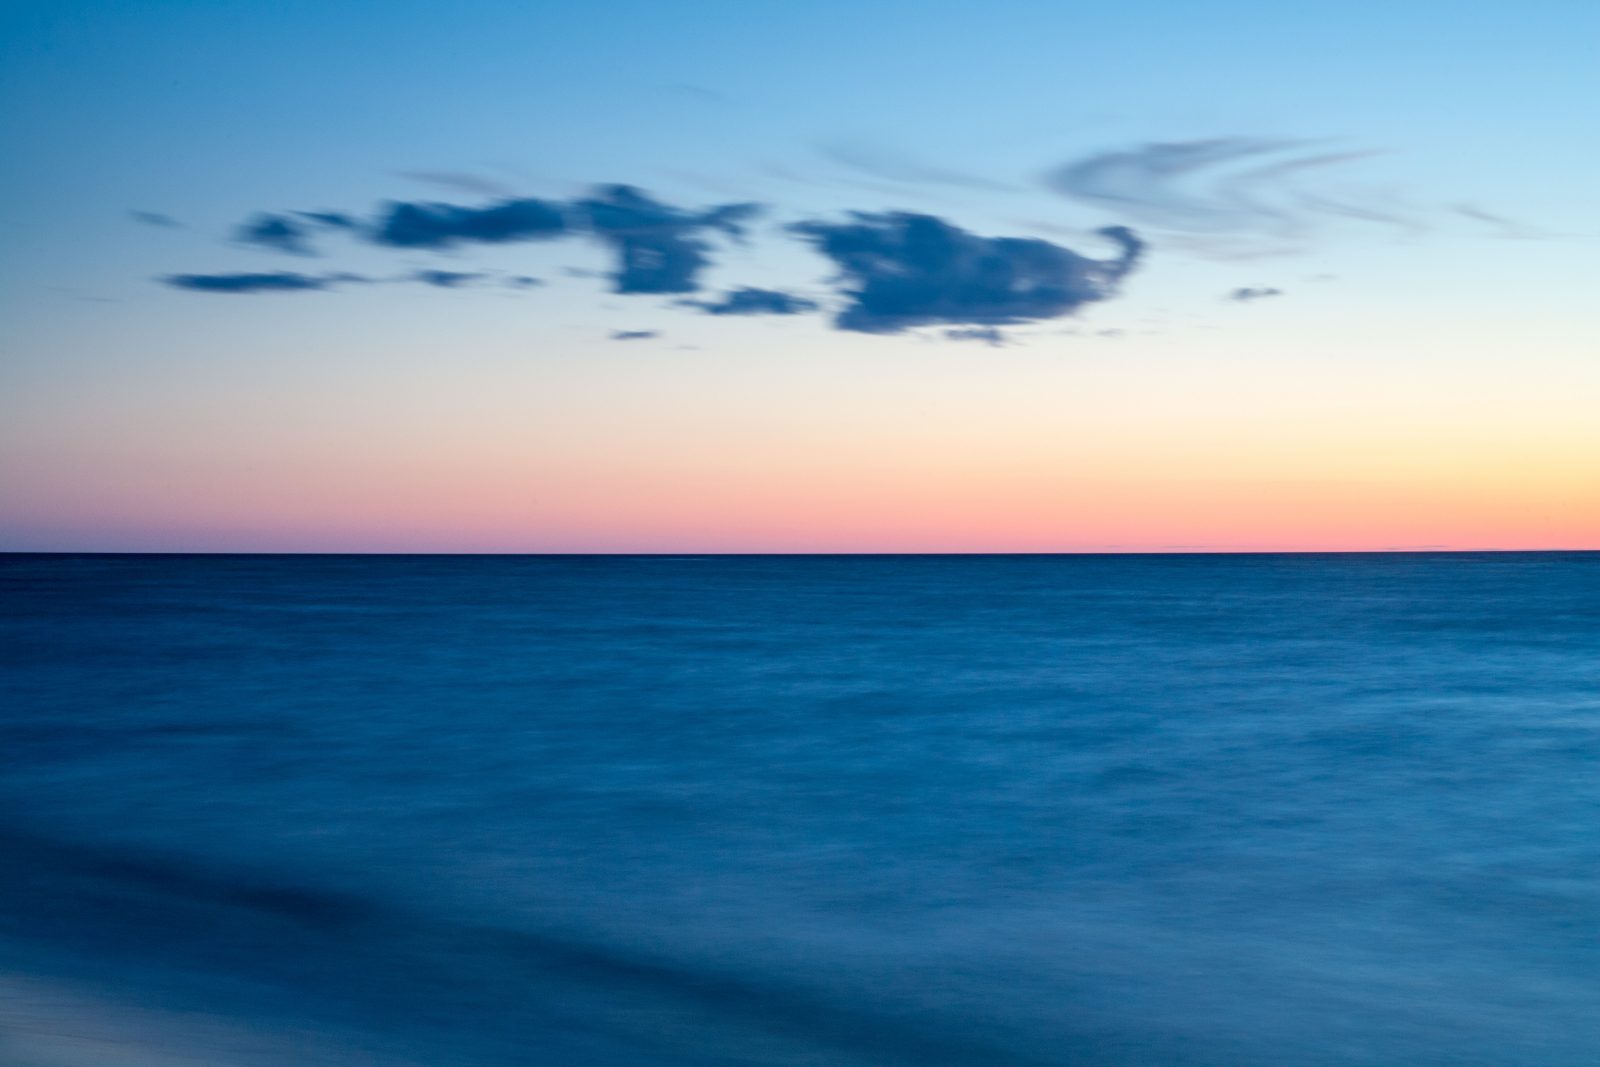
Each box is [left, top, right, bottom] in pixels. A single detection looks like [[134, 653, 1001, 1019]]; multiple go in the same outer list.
[[3, 548, 1598, 558]]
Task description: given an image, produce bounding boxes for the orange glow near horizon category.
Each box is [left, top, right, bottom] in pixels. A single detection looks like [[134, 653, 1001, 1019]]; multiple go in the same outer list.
[[4, 325, 1597, 553], [7, 437, 1596, 553]]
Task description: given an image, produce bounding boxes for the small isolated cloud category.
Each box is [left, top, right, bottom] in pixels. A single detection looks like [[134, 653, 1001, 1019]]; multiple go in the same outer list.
[[678, 287, 818, 316], [610, 329, 659, 340], [371, 197, 569, 249], [945, 327, 1007, 346], [130, 210, 180, 228], [576, 185, 762, 294], [506, 275, 543, 288], [235, 213, 317, 255], [791, 212, 1143, 333], [397, 170, 515, 199], [1228, 286, 1283, 301], [161, 271, 342, 293], [412, 269, 485, 288]]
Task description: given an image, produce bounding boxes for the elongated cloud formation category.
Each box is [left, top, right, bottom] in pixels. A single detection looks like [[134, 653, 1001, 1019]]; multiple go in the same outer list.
[[945, 326, 1006, 346], [1043, 138, 1398, 238], [1228, 286, 1282, 301], [372, 197, 569, 249], [163, 271, 340, 293], [678, 287, 818, 316], [221, 186, 760, 296], [174, 183, 1159, 334], [163, 270, 506, 293], [792, 213, 1143, 333], [412, 269, 486, 288]]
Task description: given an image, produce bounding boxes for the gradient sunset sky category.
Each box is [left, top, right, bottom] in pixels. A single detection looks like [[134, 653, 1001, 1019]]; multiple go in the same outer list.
[[3, 0, 1596, 551]]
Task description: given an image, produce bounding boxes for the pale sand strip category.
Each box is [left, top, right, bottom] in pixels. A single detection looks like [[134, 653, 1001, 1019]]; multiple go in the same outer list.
[[0, 975, 422, 1067]]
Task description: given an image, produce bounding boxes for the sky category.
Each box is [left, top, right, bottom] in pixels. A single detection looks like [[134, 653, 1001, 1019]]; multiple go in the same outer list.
[[2, 0, 1597, 552]]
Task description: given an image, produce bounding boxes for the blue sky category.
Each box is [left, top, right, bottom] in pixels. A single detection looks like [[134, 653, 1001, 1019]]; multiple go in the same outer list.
[[2, 0, 1597, 550]]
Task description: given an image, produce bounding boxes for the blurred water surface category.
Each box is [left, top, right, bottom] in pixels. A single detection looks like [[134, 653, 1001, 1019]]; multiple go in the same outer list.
[[1, 553, 1597, 1065]]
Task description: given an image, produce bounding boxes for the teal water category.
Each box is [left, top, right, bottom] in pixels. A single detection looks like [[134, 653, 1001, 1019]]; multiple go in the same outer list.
[[2, 553, 1597, 1065]]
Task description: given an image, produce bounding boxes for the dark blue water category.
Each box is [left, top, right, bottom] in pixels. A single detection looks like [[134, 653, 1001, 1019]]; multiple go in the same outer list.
[[2, 554, 1597, 1065]]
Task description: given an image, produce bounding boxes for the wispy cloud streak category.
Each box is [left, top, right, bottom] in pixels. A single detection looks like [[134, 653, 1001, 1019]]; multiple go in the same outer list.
[[1043, 138, 1412, 240]]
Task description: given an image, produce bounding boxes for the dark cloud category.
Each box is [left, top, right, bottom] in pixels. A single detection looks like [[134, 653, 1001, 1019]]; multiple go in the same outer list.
[[371, 198, 569, 249], [235, 213, 317, 255], [1228, 286, 1283, 301], [576, 185, 761, 294], [161, 271, 339, 293], [180, 186, 761, 302], [397, 170, 515, 198], [130, 210, 180, 228], [1043, 138, 1399, 239], [678, 287, 818, 316], [412, 269, 486, 288], [166, 181, 1157, 340], [944, 327, 1007, 346], [609, 330, 659, 340], [791, 212, 1143, 333]]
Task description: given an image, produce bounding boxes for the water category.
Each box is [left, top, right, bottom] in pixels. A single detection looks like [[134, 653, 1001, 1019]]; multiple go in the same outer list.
[[1, 553, 1597, 1065]]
